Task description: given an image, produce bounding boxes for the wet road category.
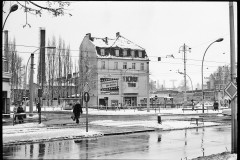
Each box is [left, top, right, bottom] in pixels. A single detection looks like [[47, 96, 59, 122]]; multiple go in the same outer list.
[[3, 125, 231, 159]]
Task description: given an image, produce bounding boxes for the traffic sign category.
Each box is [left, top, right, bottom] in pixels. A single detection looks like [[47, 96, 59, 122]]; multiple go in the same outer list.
[[84, 82, 90, 92], [224, 82, 237, 100], [83, 92, 90, 102]]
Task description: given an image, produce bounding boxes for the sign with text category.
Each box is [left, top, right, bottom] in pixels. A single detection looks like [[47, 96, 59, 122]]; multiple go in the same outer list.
[[100, 78, 119, 95]]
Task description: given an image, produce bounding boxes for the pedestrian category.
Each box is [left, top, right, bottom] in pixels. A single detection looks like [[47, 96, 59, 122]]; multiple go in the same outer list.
[[72, 101, 83, 124], [16, 102, 24, 123]]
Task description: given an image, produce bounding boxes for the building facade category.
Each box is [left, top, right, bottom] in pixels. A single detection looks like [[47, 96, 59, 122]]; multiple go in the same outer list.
[[79, 32, 149, 108], [2, 31, 11, 114]]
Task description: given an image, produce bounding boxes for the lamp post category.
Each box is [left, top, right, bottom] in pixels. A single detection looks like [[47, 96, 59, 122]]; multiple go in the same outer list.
[[2, 4, 18, 30], [27, 47, 56, 116], [201, 38, 223, 113], [178, 71, 193, 94], [179, 44, 191, 108], [122, 68, 131, 109]]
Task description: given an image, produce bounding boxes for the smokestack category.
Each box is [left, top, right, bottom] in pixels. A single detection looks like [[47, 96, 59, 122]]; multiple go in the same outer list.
[[105, 37, 108, 45], [4, 30, 8, 72], [86, 33, 91, 40], [116, 32, 120, 37]]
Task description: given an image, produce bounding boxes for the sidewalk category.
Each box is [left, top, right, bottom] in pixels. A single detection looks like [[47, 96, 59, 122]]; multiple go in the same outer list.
[[3, 107, 224, 146]]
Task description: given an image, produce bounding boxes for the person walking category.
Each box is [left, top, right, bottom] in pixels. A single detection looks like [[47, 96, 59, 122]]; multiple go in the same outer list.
[[72, 101, 83, 124], [16, 102, 24, 123]]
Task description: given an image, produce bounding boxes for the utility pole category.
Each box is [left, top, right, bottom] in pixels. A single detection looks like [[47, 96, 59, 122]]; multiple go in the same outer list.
[[29, 54, 34, 116], [147, 61, 150, 112], [229, 1, 237, 153], [179, 44, 191, 108]]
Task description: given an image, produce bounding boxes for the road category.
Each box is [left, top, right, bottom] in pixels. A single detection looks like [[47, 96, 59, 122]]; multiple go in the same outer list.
[[3, 110, 230, 126], [3, 125, 231, 159]]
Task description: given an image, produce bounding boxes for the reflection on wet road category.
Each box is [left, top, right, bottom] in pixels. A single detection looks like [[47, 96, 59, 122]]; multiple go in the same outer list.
[[3, 125, 231, 159]]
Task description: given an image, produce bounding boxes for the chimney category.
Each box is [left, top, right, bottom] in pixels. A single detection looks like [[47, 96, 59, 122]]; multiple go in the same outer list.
[[105, 37, 108, 45], [86, 33, 91, 40], [116, 32, 120, 37], [4, 30, 8, 72]]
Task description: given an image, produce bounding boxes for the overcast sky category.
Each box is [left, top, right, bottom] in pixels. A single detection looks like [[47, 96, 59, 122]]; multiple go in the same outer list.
[[3, 1, 237, 89]]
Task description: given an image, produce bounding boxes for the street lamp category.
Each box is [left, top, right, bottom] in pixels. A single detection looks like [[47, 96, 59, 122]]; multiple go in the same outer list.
[[201, 38, 223, 113], [27, 46, 56, 116], [2, 4, 18, 30], [178, 71, 193, 94]]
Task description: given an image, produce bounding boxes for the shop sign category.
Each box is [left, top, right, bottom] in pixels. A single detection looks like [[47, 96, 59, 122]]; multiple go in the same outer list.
[[100, 78, 119, 95]]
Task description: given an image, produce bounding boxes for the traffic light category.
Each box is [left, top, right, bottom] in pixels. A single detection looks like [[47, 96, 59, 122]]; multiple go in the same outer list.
[[37, 103, 41, 113], [158, 57, 161, 61], [38, 89, 42, 97]]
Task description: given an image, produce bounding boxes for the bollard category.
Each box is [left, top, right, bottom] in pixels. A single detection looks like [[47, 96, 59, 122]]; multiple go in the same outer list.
[[157, 114, 162, 124]]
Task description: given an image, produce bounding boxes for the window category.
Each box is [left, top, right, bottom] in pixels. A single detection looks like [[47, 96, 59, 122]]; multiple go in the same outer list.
[[101, 49, 105, 56], [115, 49, 119, 56], [114, 62, 118, 70], [140, 63, 144, 70], [128, 83, 136, 87], [123, 50, 127, 57], [132, 63, 136, 69], [123, 62, 127, 69], [101, 61, 105, 69], [131, 50, 135, 57], [139, 51, 142, 57]]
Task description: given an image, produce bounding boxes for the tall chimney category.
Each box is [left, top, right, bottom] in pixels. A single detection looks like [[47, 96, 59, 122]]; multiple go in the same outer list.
[[116, 32, 120, 37], [86, 33, 91, 40], [105, 37, 108, 45], [4, 30, 8, 72]]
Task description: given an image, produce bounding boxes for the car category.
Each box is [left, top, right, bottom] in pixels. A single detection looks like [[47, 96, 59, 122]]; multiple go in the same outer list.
[[222, 108, 231, 116]]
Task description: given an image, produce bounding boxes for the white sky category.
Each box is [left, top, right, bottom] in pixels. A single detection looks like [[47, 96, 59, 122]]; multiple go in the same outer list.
[[2, 1, 238, 89]]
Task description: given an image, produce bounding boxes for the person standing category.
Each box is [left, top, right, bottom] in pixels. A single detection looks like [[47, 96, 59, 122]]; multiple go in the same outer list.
[[73, 101, 83, 124]]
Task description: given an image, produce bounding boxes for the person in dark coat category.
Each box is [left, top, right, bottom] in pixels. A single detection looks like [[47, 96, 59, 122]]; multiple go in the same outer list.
[[16, 103, 24, 123], [73, 101, 83, 124]]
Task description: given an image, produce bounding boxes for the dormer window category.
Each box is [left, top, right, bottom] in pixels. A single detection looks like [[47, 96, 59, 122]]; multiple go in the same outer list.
[[101, 49, 105, 56], [115, 49, 119, 56], [139, 51, 142, 58], [123, 50, 127, 57], [131, 50, 135, 57]]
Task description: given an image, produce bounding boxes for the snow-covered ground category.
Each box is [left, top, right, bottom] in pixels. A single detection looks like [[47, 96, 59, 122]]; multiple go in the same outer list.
[[90, 119, 220, 130], [10, 106, 225, 115], [5, 106, 236, 159]]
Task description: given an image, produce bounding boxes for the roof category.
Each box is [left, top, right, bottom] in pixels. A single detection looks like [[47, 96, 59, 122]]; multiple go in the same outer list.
[[90, 35, 145, 51]]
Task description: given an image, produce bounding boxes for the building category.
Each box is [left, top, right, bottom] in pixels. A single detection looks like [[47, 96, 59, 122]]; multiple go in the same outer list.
[[2, 31, 11, 114], [79, 32, 149, 108], [2, 56, 11, 114]]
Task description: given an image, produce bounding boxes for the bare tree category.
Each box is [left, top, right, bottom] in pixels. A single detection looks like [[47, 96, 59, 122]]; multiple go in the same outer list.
[[3, 1, 72, 28], [177, 80, 190, 92], [7, 37, 25, 103]]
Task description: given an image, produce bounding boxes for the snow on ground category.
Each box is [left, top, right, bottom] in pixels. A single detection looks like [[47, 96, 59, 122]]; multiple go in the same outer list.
[[10, 106, 224, 115], [90, 120, 221, 130], [190, 152, 237, 160], [3, 124, 103, 145]]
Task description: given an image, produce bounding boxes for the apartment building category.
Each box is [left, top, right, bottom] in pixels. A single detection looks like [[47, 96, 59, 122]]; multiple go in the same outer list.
[[79, 32, 149, 108]]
